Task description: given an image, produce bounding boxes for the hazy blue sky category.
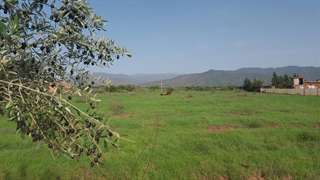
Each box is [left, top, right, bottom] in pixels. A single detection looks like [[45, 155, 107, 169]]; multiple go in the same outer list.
[[89, 0, 320, 74]]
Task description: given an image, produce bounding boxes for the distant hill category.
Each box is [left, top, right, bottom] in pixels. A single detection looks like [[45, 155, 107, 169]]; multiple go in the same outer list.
[[92, 72, 179, 85], [146, 66, 320, 87]]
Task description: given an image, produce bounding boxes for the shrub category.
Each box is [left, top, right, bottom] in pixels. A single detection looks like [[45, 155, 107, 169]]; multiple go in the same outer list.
[[166, 87, 174, 95], [244, 121, 263, 129], [243, 78, 263, 92], [148, 86, 160, 91], [105, 85, 136, 93], [161, 87, 174, 96], [118, 85, 136, 92]]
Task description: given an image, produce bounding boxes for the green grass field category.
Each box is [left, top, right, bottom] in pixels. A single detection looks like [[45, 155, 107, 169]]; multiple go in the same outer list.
[[0, 90, 320, 179]]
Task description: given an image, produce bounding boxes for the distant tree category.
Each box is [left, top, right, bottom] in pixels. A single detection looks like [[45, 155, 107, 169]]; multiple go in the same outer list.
[[271, 72, 293, 88], [271, 72, 278, 87], [243, 78, 263, 92], [278, 75, 284, 88], [283, 74, 293, 88], [0, 0, 130, 166], [243, 78, 253, 91], [251, 79, 263, 91]]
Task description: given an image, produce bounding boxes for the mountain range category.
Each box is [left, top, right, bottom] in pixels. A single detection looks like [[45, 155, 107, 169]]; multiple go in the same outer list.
[[93, 66, 320, 87]]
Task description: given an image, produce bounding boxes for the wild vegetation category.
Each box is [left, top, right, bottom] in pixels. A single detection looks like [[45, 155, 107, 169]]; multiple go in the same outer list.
[[242, 78, 263, 92], [271, 72, 294, 88], [242, 72, 295, 92], [0, 88, 319, 179]]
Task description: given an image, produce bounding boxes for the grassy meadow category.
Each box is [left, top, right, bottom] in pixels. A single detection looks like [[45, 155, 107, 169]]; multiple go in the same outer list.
[[0, 89, 320, 179]]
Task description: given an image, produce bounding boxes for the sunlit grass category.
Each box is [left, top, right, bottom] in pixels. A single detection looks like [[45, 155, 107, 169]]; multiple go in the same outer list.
[[0, 90, 320, 179]]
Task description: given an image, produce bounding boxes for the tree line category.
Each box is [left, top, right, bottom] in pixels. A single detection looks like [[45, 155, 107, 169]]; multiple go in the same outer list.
[[271, 72, 293, 88], [243, 72, 293, 92]]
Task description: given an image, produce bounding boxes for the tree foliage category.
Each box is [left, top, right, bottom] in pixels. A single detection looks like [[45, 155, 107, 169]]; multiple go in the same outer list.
[[271, 72, 293, 88], [243, 78, 263, 92], [0, 0, 130, 166]]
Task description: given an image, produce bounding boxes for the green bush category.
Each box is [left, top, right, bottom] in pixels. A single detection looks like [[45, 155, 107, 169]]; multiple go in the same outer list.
[[148, 86, 161, 91], [108, 85, 136, 92], [243, 78, 263, 92], [272, 72, 293, 88]]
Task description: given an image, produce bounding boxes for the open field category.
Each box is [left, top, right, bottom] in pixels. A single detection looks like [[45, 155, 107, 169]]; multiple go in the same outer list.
[[0, 89, 320, 179]]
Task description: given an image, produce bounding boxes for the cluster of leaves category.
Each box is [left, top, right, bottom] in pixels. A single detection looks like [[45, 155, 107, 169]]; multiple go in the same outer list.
[[243, 78, 263, 92], [271, 72, 293, 88], [0, 0, 130, 166]]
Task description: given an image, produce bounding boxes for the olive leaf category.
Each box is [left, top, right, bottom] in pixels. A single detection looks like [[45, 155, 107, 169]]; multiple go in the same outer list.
[[0, 22, 6, 36], [7, 15, 19, 34]]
